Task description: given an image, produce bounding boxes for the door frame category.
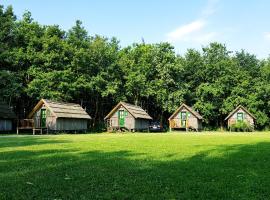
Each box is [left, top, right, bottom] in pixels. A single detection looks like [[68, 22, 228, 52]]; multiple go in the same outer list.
[[180, 111, 187, 128], [40, 109, 46, 128], [118, 110, 125, 127]]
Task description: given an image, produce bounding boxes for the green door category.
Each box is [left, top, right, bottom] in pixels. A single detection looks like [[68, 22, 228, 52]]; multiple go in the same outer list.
[[180, 112, 187, 127], [41, 109, 46, 128], [119, 110, 125, 127]]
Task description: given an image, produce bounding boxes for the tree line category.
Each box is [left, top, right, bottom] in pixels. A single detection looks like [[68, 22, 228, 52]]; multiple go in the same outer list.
[[1, 5, 270, 130]]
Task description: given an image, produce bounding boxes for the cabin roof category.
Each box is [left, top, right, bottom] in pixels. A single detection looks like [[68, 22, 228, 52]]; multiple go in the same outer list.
[[168, 103, 203, 120], [225, 105, 256, 121], [0, 101, 16, 119], [104, 101, 152, 120], [28, 99, 91, 119]]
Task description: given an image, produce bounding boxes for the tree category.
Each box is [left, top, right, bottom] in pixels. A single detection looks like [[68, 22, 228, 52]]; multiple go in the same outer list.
[[1, 3, 270, 130], [0, 5, 16, 70]]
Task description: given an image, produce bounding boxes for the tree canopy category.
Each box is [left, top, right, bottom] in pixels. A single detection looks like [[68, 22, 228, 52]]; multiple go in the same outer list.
[[1, 5, 270, 129]]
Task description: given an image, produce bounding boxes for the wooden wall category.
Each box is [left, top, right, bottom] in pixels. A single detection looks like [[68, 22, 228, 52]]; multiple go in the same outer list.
[[33, 105, 57, 130], [0, 119, 13, 131], [56, 118, 88, 131], [228, 108, 254, 127], [134, 119, 150, 130], [107, 106, 151, 131], [169, 107, 201, 130], [32, 104, 88, 131], [108, 106, 135, 130]]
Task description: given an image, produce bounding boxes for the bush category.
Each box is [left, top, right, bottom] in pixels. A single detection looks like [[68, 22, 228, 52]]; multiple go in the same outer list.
[[229, 121, 253, 132], [89, 121, 107, 133]]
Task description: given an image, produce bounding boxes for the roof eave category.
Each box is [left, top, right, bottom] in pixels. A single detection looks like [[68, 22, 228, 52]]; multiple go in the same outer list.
[[169, 104, 202, 120]]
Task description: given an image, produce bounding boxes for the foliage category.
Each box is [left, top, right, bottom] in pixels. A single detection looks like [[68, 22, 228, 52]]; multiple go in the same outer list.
[[1, 4, 270, 129], [229, 121, 253, 132]]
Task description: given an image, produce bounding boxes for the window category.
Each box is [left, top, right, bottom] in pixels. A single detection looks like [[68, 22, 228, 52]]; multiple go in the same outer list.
[[237, 113, 244, 121], [125, 111, 128, 116], [181, 112, 187, 120]]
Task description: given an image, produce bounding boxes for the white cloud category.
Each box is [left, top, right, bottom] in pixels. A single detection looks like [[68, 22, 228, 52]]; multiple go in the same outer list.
[[264, 32, 270, 41], [166, 20, 206, 42], [202, 0, 219, 17], [166, 19, 218, 44], [165, 0, 220, 45]]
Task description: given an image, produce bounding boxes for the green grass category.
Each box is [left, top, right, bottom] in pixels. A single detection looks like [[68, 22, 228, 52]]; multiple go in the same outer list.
[[1, 132, 270, 199]]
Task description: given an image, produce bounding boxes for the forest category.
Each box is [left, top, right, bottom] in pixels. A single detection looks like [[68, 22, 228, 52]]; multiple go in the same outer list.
[[1, 5, 270, 130]]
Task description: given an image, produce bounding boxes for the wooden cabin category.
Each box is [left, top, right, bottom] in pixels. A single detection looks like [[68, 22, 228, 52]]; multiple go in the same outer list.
[[104, 102, 152, 132], [225, 105, 255, 129], [0, 101, 16, 132], [18, 99, 91, 134], [168, 104, 203, 131]]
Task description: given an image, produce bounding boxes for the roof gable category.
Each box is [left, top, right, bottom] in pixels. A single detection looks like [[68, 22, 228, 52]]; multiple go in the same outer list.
[[28, 99, 91, 119], [225, 105, 256, 121], [104, 102, 152, 120], [0, 101, 16, 119], [168, 103, 203, 120]]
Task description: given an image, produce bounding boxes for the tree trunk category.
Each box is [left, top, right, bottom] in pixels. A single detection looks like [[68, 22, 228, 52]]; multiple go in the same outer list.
[[219, 117, 224, 131], [93, 96, 99, 127]]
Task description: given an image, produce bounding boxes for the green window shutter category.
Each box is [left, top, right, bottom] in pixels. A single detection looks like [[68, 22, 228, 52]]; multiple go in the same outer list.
[[125, 111, 128, 116]]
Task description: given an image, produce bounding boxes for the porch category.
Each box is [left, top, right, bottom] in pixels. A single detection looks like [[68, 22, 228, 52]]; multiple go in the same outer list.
[[17, 119, 48, 135]]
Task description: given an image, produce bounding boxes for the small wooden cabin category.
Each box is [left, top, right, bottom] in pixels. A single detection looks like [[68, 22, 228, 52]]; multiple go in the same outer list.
[[25, 99, 91, 133], [104, 102, 152, 132], [225, 105, 255, 129], [0, 101, 16, 132], [168, 104, 203, 131]]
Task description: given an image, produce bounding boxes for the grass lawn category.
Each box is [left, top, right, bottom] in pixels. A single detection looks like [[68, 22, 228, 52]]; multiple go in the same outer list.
[[1, 132, 270, 199]]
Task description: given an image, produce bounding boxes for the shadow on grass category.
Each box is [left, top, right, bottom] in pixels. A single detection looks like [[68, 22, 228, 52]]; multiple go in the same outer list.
[[1, 140, 270, 199], [0, 136, 70, 149]]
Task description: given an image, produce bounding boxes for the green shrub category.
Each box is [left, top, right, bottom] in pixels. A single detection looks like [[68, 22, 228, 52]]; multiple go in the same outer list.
[[89, 121, 107, 133], [229, 121, 253, 132]]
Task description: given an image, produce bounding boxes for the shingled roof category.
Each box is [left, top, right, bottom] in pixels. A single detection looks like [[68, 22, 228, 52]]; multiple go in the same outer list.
[[28, 99, 91, 119], [168, 103, 203, 120], [225, 105, 256, 121], [104, 101, 152, 120], [0, 101, 16, 119]]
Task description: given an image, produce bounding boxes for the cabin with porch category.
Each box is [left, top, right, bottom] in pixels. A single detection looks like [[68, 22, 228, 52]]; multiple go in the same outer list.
[[168, 104, 203, 131], [17, 99, 91, 134], [0, 101, 16, 132], [104, 102, 152, 132], [225, 105, 255, 130]]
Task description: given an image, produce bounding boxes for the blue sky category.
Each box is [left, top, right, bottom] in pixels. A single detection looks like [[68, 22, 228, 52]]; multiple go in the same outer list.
[[2, 0, 270, 58]]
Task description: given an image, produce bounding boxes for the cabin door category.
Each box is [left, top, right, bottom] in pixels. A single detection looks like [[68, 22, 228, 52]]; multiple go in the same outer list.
[[40, 109, 46, 128], [180, 111, 187, 128], [118, 110, 125, 127]]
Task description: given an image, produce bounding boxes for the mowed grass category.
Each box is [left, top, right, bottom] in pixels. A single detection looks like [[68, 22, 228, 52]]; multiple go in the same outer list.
[[1, 132, 270, 200]]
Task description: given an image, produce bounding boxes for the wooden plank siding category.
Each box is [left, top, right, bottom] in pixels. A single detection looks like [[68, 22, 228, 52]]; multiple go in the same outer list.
[[107, 106, 136, 130], [105, 102, 152, 132], [33, 106, 57, 130], [0, 101, 16, 132], [0, 119, 13, 131], [169, 104, 203, 131], [56, 118, 88, 131], [135, 118, 149, 130], [27, 99, 91, 133], [226, 106, 255, 128]]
